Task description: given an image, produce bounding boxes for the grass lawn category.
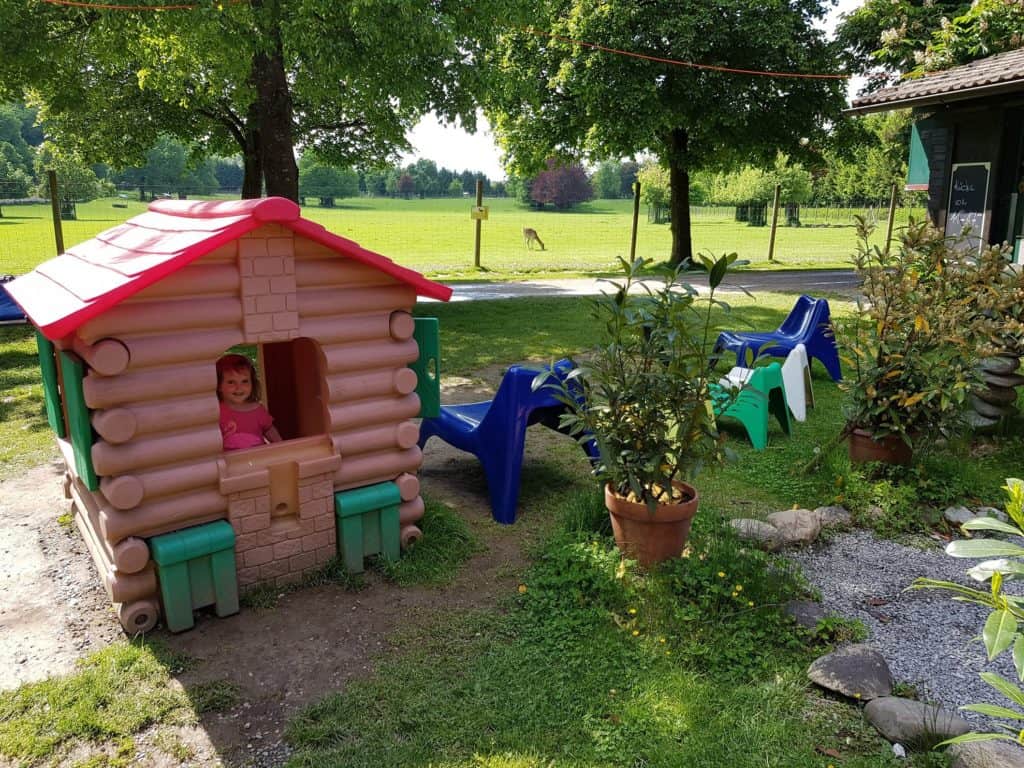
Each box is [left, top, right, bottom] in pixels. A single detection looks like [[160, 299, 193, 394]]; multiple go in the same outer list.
[[1, 289, 1020, 767], [0, 196, 922, 279]]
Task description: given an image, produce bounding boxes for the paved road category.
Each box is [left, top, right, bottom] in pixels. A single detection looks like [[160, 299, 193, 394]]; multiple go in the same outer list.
[[430, 269, 860, 302]]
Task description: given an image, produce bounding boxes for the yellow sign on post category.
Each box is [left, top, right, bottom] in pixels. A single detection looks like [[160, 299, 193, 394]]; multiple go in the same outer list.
[[470, 206, 489, 221]]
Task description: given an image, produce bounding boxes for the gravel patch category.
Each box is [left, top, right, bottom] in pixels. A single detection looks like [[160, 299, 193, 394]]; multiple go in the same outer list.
[[787, 529, 1022, 730]]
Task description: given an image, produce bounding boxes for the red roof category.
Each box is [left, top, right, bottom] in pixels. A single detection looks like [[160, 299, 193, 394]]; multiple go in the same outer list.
[[8, 197, 452, 340]]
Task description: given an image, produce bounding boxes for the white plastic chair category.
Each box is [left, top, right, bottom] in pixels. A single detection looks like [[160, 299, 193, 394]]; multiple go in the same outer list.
[[720, 344, 813, 422], [780, 343, 813, 421]]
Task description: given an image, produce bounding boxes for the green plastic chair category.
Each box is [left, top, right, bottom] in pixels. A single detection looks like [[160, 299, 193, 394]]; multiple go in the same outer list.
[[709, 362, 791, 451]]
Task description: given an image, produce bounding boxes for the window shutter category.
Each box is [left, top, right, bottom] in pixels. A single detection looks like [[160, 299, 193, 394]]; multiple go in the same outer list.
[[411, 318, 441, 418], [59, 350, 98, 490], [36, 330, 66, 438]]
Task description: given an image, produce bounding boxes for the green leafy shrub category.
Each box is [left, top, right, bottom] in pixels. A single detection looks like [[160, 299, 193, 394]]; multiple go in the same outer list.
[[914, 478, 1024, 746]]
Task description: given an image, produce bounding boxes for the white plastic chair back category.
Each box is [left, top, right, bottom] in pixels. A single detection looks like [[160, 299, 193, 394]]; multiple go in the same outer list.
[[780, 343, 813, 421]]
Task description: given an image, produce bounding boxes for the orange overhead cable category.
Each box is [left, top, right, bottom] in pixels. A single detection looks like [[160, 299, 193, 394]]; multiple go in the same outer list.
[[522, 26, 850, 80]]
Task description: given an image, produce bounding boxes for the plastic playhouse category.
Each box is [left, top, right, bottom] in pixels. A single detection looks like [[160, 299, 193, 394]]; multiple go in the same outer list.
[[7, 197, 450, 633]]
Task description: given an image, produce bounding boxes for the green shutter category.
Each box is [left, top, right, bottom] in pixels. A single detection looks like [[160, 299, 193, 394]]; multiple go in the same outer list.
[[36, 330, 66, 438], [411, 317, 441, 418], [906, 122, 930, 191], [59, 350, 98, 490]]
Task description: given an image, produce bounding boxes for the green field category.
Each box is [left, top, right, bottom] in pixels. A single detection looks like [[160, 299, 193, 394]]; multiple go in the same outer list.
[[0, 196, 922, 279]]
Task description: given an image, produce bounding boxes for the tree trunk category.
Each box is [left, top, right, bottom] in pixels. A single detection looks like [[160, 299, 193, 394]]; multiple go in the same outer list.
[[667, 129, 693, 268], [240, 111, 262, 199], [252, 40, 297, 201]]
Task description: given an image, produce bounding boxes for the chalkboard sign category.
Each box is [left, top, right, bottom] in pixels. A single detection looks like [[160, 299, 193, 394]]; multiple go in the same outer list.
[[945, 162, 989, 252]]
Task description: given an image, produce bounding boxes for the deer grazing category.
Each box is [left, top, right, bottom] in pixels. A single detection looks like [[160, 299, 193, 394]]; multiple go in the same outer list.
[[522, 227, 546, 251]]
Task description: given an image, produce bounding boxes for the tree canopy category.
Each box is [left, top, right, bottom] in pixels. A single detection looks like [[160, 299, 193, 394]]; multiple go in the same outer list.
[[838, 0, 1023, 87], [0, 0, 524, 200], [485, 0, 845, 265]]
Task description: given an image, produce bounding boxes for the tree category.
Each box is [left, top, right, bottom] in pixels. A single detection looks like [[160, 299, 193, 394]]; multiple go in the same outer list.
[[298, 155, 359, 207], [1, 1, 524, 201], [591, 161, 622, 199], [486, 0, 845, 266], [33, 143, 104, 220], [213, 158, 244, 191], [619, 161, 639, 199], [447, 179, 464, 197], [529, 159, 593, 209], [837, 0, 1022, 86], [637, 161, 670, 209], [397, 173, 416, 199]]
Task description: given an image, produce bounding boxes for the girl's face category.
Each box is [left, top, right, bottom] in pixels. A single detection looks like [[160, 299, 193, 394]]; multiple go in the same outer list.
[[219, 367, 253, 405]]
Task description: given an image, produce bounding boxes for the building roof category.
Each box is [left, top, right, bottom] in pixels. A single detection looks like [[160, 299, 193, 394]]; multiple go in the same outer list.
[[8, 197, 452, 340], [848, 46, 1024, 115]]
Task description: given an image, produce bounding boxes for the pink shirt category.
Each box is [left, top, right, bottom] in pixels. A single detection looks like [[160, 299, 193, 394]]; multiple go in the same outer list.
[[219, 402, 274, 451]]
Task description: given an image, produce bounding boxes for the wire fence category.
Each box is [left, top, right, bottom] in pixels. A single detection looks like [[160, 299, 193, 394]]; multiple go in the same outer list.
[[0, 180, 927, 278]]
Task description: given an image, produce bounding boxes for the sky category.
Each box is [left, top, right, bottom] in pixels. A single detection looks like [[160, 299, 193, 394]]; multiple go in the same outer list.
[[401, 0, 864, 181]]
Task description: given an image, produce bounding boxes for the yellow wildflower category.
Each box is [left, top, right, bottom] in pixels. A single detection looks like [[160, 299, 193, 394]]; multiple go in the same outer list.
[[517, 584, 528, 594], [717, 571, 726, 578], [628, 607, 637, 615], [734, 584, 743, 592]]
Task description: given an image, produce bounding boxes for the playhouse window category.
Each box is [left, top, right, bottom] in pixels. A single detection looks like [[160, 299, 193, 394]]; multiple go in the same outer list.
[[225, 338, 328, 443]]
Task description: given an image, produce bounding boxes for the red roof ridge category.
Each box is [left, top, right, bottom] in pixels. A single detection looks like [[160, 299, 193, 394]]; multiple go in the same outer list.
[[148, 196, 300, 221]]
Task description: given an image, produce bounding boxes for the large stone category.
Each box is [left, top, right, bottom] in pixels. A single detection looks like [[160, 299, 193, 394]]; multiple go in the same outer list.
[[974, 385, 1020, 406], [969, 394, 1013, 419], [949, 739, 1024, 768], [766, 509, 822, 545], [944, 506, 976, 526], [815, 505, 852, 530], [979, 355, 1021, 375], [864, 696, 971, 744], [729, 519, 782, 552], [784, 600, 827, 630], [807, 644, 893, 701], [981, 371, 1024, 388]]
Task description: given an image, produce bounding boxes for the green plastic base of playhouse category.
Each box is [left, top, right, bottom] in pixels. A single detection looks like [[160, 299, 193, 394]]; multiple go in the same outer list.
[[334, 482, 401, 574], [150, 520, 239, 633]]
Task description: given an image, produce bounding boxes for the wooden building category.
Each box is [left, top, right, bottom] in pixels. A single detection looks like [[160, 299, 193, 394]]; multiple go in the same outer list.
[[7, 197, 450, 632], [849, 47, 1024, 261]]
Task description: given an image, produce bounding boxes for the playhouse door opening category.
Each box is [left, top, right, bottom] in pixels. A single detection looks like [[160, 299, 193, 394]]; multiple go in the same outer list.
[[261, 337, 328, 441]]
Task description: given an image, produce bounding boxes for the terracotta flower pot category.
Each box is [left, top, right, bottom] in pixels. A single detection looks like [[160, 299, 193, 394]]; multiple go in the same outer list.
[[847, 428, 913, 466], [604, 481, 699, 568]]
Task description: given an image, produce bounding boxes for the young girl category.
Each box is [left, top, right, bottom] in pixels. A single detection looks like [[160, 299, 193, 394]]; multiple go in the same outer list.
[[216, 354, 283, 450]]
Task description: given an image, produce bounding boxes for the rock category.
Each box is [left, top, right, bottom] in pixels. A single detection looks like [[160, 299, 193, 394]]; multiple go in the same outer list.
[[944, 506, 976, 526], [892, 743, 907, 759], [729, 519, 782, 552], [981, 371, 1024, 388], [784, 600, 826, 630], [966, 411, 1001, 429], [969, 394, 1013, 419], [865, 504, 885, 520], [864, 696, 971, 744], [979, 355, 1021, 375], [766, 509, 821, 545], [973, 385, 1020, 406], [975, 506, 1009, 522], [949, 739, 1024, 768], [807, 644, 893, 701], [815, 505, 852, 530]]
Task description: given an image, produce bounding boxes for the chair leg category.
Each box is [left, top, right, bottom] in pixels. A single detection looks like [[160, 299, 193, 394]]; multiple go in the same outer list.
[[815, 349, 843, 382], [479, 429, 529, 525], [769, 387, 791, 435]]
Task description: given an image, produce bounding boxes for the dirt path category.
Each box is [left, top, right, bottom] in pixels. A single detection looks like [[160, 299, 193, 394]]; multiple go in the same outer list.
[[0, 365, 588, 767]]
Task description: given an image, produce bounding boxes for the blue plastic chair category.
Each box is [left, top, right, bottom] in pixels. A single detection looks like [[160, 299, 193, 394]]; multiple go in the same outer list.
[[0, 276, 26, 325], [418, 359, 596, 524], [713, 294, 841, 381]]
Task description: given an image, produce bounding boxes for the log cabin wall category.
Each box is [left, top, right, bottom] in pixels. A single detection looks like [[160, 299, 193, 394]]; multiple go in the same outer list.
[[65, 223, 428, 617]]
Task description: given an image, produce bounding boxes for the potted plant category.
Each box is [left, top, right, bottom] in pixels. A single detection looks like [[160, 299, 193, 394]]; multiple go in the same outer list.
[[535, 253, 737, 567], [840, 217, 986, 464]]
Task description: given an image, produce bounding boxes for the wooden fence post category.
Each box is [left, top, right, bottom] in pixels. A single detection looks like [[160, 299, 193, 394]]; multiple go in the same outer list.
[[630, 181, 641, 261], [767, 184, 781, 262], [47, 170, 65, 256], [884, 182, 899, 256], [473, 179, 483, 269]]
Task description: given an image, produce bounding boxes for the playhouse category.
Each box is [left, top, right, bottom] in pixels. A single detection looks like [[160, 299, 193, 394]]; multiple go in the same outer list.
[[7, 197, 451, 633]]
